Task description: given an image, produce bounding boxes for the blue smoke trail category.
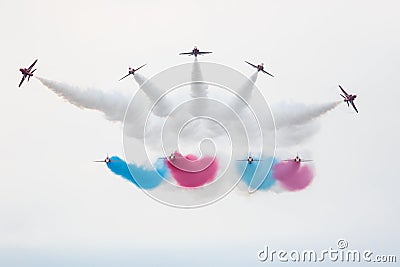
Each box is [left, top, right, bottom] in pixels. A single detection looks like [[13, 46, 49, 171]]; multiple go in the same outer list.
[[236, 157, 278, 191], [106, 156, 168, 189]]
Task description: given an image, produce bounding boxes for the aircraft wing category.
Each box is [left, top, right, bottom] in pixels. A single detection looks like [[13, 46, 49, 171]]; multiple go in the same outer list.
[[339, 85, 349, 96], [27, 59, 38, 71], [198, 51, 212, 55], [18, 75, 26, 87], [245, 61, 258, 69], [94, 160, 116, 163], [261, 69, 274, 77], [179, 52, 193, 55], [350, 100, 358, 113], [135, 64, 146, 71], [119, 73, 130, 81], [301, 160, 313, 162], [236, 159, 249, 161]]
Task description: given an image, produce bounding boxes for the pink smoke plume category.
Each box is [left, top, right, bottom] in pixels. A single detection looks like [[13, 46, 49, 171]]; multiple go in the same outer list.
[[166, 152, 218, 188], [273, 161, 314, 191]]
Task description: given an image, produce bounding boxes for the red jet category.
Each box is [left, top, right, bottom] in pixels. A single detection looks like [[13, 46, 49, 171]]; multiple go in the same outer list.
[[18, 59, 38, 87], [237, 154, 262, 164], [94, 154, 112, 163], [283, 153, 312, 164], [245, 61, 274, 77], [160, 152, 176, 161], [179, 46, 212, 57], [119, 64, 146, 81], [339, 85, 358, 113], [159, 152, 185, 162]]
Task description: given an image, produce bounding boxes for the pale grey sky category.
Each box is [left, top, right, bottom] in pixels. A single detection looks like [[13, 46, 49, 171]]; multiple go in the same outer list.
[[0, 0, 399, 266]]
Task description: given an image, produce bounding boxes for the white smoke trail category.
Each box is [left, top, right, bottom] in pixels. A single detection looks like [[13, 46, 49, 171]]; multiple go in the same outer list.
[[133, 73, 174, 117], [271, 101, 341, 129], [229, 71, 258, 111], [36, 77, 131, 122], [36, 76, 154, 140], [189, 58, 209, 116], [275, 121, 320, 147], [36, 76, 341, 155]]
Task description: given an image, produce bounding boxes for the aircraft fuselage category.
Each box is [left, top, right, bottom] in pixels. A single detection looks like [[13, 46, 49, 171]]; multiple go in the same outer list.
[[344, 95, 357, 102], [192, 49, 200, 57], [19, 68, 33, 76]]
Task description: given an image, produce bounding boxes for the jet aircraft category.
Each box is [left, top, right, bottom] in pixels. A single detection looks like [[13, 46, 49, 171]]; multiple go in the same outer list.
[[339, 85, 358, 113], [18, 59, 38, 87], [119, 64, 146, 81], [245, 61, 274, 77], [179, 46, 212, 57]]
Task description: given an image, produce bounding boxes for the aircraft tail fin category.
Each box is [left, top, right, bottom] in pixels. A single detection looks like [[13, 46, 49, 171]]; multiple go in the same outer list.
[[28, 69, 36, 81]]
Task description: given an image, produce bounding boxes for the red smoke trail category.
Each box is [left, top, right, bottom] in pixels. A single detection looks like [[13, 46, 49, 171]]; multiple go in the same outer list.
[[166, 152, 219, 188], [273, 161, 314, 191]]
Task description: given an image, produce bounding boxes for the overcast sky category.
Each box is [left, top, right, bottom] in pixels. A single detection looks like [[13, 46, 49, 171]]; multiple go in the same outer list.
[[1, 0, 399, 266]]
